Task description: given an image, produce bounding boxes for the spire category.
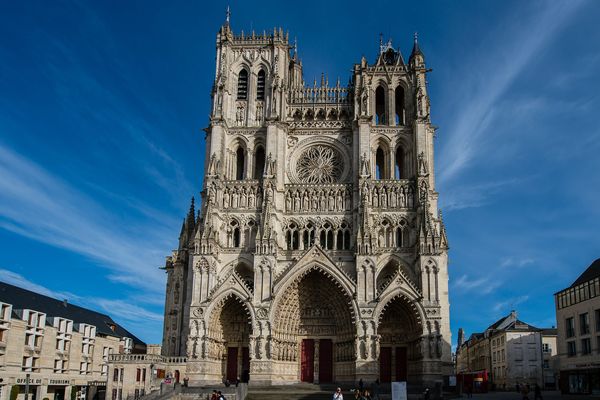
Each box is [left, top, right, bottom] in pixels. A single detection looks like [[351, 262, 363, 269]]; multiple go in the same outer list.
[[410, 31, 424, 59], [225, 6, 231, 25], [379, 33, 383, 54], [186, 196, 195, 228]]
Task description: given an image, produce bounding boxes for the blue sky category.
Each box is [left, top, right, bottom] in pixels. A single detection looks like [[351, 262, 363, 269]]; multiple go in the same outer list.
[[1, 0, 599, 345]]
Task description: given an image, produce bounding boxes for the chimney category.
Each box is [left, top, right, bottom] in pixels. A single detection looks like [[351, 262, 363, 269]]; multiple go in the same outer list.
[[63, 299, 68, 307]]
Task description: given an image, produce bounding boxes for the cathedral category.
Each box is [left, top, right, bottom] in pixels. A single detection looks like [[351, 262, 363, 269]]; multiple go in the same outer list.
[[161, 14, 452, 389]]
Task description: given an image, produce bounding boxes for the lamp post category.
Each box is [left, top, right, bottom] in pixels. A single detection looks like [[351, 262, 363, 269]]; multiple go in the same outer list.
[[24, 374, 30, 400]]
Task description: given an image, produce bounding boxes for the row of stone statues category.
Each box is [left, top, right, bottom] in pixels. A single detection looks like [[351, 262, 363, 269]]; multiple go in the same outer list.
[[222, 185, 263, 209], [285, 187, 352, 212]]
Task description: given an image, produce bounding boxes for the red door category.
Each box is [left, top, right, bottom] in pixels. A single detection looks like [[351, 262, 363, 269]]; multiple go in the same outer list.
[[395, 347, 407, 381], [380, 347, 392, 383], [319, 339, 333, 383], [226, 347, 238, 382], [301, 339, 315, 382]]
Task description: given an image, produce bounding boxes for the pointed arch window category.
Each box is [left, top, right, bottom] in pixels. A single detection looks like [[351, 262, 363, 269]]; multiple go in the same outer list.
[[254, 146, 265, 179], [237, 69, 248, 100], [376, 146, 387, 180], [235, 147, 245, 180], [256, 69, 266, 100], [395, 86, 405, 125], [395, 146, 404, 179], [375, 86, 386, 125]]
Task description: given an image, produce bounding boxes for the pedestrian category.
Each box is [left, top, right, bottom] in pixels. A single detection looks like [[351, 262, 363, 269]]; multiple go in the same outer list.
[[333, 387, 343, 400], [370, 380, 380, 400], [520, 383, 529, 400], [533, 384, 542, 400], [210, 390, 218, 400], [465, 384, 472, 399], [217, 391, 226, 400], [423, 388, 430, 400], [359, 379, 364, 393]]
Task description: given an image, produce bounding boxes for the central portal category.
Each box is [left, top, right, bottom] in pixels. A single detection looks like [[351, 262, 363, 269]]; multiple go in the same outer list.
[[273, 268, 355, 383]]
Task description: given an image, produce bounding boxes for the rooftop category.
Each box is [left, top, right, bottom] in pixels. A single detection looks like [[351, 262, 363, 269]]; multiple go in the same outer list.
[[0, 281, 145, 347], [570, 258, 600, 288]]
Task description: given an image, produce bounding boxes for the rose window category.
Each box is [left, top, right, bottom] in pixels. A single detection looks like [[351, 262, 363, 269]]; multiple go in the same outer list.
[[296, 145, 344, 184]]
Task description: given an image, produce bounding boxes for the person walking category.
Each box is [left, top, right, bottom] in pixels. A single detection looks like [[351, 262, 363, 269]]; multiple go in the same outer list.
[[533, 384, 542, 400], [333, 388, 344, 400]]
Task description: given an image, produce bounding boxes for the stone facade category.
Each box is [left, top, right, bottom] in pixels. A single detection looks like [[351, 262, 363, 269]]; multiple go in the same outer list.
[[162, 16, 452, 389], [456, 311, 555, 390], [554, 258, 600, 395], [0, 284, 145, 400]]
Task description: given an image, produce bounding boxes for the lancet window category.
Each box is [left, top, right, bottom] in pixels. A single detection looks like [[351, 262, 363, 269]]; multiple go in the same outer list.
[[256, 69, 266, 100], [375, 86, 386, 125], [254, 146, 265, 179], [375, 146, 387, 180], [395, 146, 405, 179], [395, 86, 405, 125], [378, 218, 409, 248], [230, 220, 241, 248], [237, 69, 248, 100], [235, 147, 245, 180], [284, 220, 352, 251]]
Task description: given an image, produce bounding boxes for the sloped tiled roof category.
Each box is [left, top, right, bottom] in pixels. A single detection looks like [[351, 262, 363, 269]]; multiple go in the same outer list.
[[0, 281, 145, 347], [570, 258, 600, 287]]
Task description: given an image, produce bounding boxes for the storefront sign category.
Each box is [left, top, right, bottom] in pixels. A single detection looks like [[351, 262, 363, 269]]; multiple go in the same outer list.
[[87, 381, 107, 387], [49, 380, 70, 385], [16, 378, 42, 385]]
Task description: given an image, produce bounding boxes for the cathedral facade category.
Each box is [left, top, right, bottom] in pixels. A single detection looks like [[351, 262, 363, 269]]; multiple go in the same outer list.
[[162, 17, 451, 389]]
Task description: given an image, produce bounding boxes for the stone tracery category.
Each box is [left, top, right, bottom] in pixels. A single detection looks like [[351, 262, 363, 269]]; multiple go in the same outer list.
[[296, 145, 344, 184]]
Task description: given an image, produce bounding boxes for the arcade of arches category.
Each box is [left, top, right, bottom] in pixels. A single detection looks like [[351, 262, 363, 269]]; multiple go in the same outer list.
[[199, 268, 429, 386]]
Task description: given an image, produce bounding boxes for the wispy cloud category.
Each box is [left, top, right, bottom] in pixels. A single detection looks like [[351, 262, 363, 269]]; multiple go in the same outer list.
[[0, 144, 168, 292], [500, 257, 535, 268], [453, 274, 501, 294], [438, 1, 588, 185], [441, 178, 521, 211], [0, 268, 163, 342], [493, 295, 529, 313]]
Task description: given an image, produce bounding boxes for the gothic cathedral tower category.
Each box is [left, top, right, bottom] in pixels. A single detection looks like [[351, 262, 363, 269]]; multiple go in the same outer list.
[[162, 14, 451, 390]]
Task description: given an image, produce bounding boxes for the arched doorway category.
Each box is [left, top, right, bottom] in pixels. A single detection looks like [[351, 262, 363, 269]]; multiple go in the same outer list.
[[378, 295, 422, 384], [272, 268, 355, 383], [206, 295, 252, 383]]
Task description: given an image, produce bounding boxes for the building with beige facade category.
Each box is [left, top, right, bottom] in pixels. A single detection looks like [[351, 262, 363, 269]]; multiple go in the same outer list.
[[555, 258, 600, 395], [456, 311, 556, 390], [0, 282, 145, 400], [155, 12, 452, 393]]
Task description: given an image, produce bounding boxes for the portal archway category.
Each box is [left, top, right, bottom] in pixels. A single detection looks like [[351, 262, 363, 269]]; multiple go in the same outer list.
[[377, 295, 422, 384], [271, 268, 355, 383], [206, 295, 252, 383]]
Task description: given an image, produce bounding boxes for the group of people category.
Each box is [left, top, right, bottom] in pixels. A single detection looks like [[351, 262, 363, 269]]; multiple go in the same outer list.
[[517, 383, 543, 400], [333, 379, 381, 400]]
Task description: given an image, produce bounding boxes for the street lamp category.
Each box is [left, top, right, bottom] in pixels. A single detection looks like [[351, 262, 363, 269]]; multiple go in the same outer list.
[[24, 374, 30, 400]]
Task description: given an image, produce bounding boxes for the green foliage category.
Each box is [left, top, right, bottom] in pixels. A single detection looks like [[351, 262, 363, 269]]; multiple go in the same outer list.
[[10, 386, 20, 400], [70, 387, 77, 400]]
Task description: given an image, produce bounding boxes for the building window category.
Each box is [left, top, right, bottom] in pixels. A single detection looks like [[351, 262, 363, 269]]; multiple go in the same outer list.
[[582, 338, 591, 355], [136, 368, 141, 382], [595, 309, 600, 332], [237, 69, 248, 100], [235, 147, 245, 180], [112, 390, 117, 400], [567, 341, 576, 357], [142, 368, 147, 382], [375, 86, 386, 125], [254, 146, 265, 179], [543, 343, 550, 353], [113, 368, 119, 382], [395, 146, 404, 179], [256, 69, 266, 100], [395, 86, 405, 125], [566, 317, 575, 338], [543, 360, 549, 369], [375, 146, 387, 180], [580, 313, 590, 335]]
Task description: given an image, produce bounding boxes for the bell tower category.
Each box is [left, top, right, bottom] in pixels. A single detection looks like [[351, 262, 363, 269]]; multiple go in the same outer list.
[[162, 13, 451, 392]]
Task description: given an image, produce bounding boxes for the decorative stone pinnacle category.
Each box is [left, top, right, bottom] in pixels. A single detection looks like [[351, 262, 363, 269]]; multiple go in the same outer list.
[[226, 6, 231, 24]]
